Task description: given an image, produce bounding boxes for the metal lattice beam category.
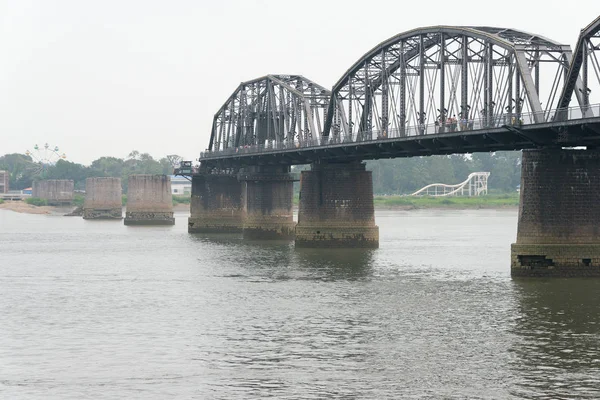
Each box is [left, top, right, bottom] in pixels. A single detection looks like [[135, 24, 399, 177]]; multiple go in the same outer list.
[[208, 75, 331, 151], [323, 26, 574, 140], [557, 15, 600, 116]]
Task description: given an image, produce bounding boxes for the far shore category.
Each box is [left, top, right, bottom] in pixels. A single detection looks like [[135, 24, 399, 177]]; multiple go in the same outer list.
[[0, 194, 519, 216], [0, 201, 60, 215], [0, 201, 192, 215]]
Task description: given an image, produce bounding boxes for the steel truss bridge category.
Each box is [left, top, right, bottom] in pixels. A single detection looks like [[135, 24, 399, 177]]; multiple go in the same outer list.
[[200, 17, 600, 168]]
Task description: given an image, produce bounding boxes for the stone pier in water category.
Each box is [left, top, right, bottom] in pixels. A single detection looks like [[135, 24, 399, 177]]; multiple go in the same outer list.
[[33, 180, 74, 205], [512, 149, 600, 277], [188, 174, 243, 233], [83, 177, 122, 219], [240, 166, 296, 240], [295, 161, 379, 248], [124, 175, 174, 225]]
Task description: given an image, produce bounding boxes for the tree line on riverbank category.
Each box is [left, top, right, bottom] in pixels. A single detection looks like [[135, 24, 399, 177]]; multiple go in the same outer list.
[[366, 151, 520, 194], [0, 151, 174, 191], [0, 150, 521, 194]]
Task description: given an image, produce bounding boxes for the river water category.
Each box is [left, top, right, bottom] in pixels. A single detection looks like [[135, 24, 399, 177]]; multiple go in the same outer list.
[[1, 209, 600, 399]]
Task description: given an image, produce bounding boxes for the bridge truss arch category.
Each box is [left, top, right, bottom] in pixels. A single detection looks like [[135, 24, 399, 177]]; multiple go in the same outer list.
[[209, 75, 331, 152], [323, 26, 577, 142], [557, 16, 600, 116]]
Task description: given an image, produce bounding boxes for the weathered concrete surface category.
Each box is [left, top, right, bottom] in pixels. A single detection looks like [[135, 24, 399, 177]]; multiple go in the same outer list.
[[512, 149, 600, 277], [295, 162, 379, 248], [83, 177, 122, 219], [65, 206, 83, 216], [239, 166, 296, 240], [0, 170, 8, 194], [33, 180, 74, 205], [124, 175, 174, 226], [188, 174, 243, 233]]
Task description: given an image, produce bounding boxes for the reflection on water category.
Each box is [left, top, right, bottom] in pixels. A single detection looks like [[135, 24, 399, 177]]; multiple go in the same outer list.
[[510, 279, 600, 399], [190, 232, 375, 282], [293, 248, 375, 280], [1, 209, 600, 399]]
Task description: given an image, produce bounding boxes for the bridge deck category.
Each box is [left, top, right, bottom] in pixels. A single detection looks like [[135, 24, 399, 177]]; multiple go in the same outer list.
[[200, 105, 600, 167]]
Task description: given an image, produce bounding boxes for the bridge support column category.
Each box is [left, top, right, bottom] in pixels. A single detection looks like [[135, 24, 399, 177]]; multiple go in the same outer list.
[[188, 174, 243, 233], [240, 166, 296, 240], [83, 177, 122, 219], [124, 175, 175, 225], [295, 161, 379, 248], [512, 149, 600, 277]]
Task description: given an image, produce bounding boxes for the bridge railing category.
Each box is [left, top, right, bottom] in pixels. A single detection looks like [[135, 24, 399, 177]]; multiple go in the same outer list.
[[200, 103, 600, 159]]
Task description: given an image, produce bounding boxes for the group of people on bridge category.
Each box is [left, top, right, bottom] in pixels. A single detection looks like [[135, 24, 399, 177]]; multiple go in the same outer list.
[[434, 115, 474, 133]]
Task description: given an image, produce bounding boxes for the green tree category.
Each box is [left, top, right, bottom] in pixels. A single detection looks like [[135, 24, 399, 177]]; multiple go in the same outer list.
[[90, 157, 125, 177], [368, 151, 521, 194], [158, 157, 175, 175], [124, 152, 163, 175], [489, 151, 521, 192], [471, 152, 496, 173], [449, 154, 475, 182], [46, 159, 91, 190], [0, 153, 36, 189]]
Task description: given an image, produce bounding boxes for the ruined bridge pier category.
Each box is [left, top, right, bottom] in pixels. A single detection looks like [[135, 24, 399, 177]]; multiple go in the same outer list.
[[124, 175, 175, 226], [512, 148, 600, 277], [83, 177, 122, 219]]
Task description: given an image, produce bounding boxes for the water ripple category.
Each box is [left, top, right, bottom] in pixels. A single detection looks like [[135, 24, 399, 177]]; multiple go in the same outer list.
[[1, 209, 598, 398]]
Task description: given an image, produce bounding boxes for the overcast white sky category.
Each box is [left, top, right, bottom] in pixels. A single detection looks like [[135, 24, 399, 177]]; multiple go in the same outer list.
[[1, 0, 598, 165]]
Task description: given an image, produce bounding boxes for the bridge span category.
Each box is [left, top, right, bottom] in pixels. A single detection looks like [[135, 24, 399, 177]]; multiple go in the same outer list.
[[187, 16, 600, 277], [200, 103, 600, 166]]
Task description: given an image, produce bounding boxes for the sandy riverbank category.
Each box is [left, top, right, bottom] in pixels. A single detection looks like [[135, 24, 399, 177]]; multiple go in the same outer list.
[[0, 201, 192, 215], [0, 200, 517, 216], [0, 201, 59, 215]]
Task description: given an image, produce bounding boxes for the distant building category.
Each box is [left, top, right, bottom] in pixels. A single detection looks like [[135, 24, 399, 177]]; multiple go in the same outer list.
[[169, 175, 191, 195], [0, 170, 8, 194]]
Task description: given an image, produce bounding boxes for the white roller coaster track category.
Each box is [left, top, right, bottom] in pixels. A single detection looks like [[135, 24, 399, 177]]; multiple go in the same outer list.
[[410, 172, 490, 197]]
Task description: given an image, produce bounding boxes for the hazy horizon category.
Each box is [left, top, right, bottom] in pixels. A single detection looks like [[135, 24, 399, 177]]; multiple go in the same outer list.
[[1, 0, 598, 165]]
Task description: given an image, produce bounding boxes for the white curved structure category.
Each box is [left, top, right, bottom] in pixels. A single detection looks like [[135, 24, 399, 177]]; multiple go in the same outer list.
[[410, 172, 490, 197]]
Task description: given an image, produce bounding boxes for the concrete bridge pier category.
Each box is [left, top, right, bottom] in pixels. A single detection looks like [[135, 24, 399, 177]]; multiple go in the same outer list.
[[124, 175, 175, 225], [33, 180, 74, 205], [512, 149, 600, 277], [83, 177, 122, 219], [295, 161, 379, 248], [188, 174, 244, 233], [239, 166, 296, 240]]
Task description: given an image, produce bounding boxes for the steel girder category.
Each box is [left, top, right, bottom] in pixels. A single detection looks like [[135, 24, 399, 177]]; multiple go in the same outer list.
[[322, 26, 574, 141], [557, 15, 600, 117], [208, 75, 331, 152], [200, 117, 600, 168]]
